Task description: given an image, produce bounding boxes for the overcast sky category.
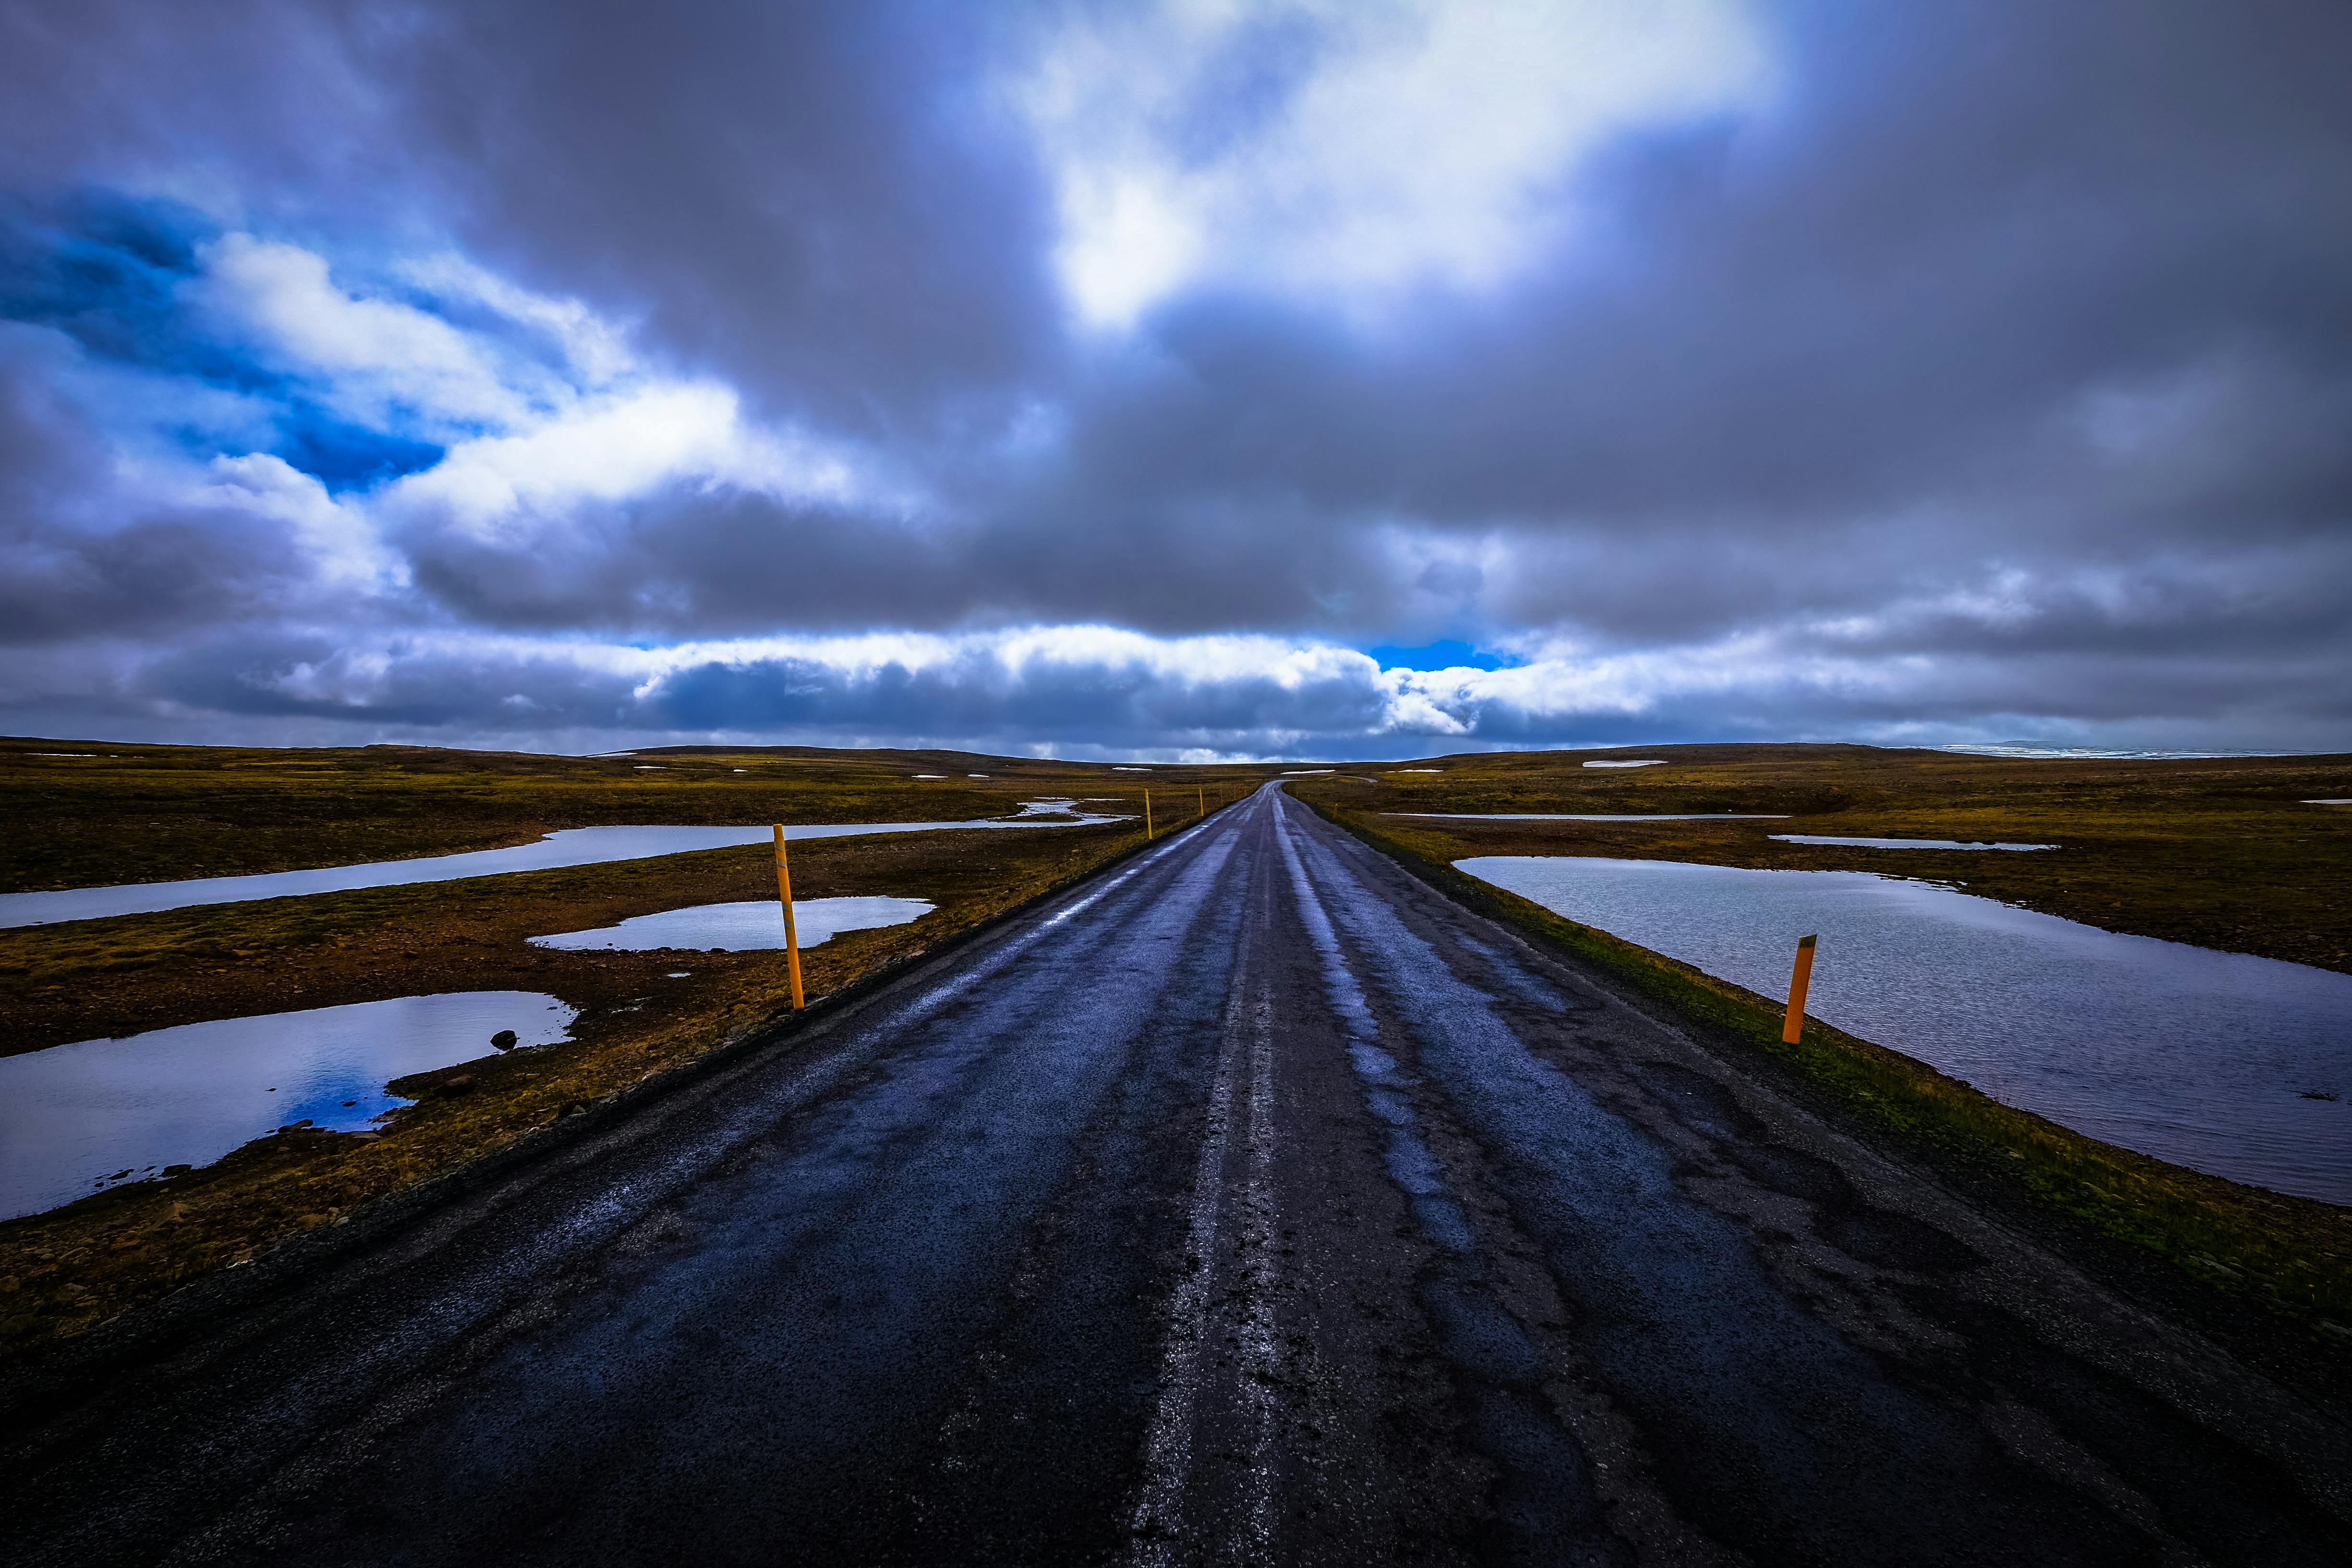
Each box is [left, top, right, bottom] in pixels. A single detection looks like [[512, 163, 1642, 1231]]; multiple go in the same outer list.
[[2, 0, 2346, 760]]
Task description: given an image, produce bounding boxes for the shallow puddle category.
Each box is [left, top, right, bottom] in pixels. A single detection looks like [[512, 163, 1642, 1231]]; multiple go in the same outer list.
[[0, 806, 1122, 929], [1770, 834, 2058, 851], [1581, 760, 1666, 768], [0, 992, 577, 1221], [530, 896, 933, 953], [1459, 855, 2352, 1204], [1006, 798, 1099, 817]]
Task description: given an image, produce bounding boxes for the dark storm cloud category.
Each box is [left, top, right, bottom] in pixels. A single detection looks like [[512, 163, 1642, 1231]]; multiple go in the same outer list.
[[0, 331, 323, 644], [0, 1, 1054, 422], [0, 193, 450, 486], [390, 475, 1417, 639], [654, 651, 1395, 746], [0, 0, 2345, 753], [398, 487, 966, 637], [381, 0, 1062, 433], [65, 622, 2345, 760], [1009, 0, 2352, 637]]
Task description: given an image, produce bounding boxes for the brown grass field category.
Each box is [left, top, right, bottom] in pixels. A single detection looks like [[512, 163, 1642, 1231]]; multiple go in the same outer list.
[[1286, 742, 2352, 971], [3, 737, 2346, 1358], [1286, 745, 2352, 1343], [0, 740, 1266, 1356]]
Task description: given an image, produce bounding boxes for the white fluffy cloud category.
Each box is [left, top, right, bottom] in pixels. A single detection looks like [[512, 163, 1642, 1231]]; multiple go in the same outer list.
[[1017, 0, 1773, 326], [6, 1, 2345, 760], [24, 613, 2304, 761], [192, 453, 404, 589], [187, 235, 537, 432], [387, 383, 750, 536], [153, 235, 898, 573], [395, 252, 637, 389]]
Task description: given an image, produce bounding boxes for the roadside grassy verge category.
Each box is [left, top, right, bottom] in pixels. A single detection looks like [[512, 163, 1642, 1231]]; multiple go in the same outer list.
[[0, 736, 1272, 893], [1302, 743, 2352, 972], [0, 811, 1158, 1054], [1306, 799, 2352, 1340], [0, 810, 1197, 1360]]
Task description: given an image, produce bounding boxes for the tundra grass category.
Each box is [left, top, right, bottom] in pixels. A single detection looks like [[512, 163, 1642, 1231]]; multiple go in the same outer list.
[[1295, 743, 2352, 973], [0, 737, 1275, 893], [1300, 797, 2352, 1345], [0, 812, 1198, 1360]]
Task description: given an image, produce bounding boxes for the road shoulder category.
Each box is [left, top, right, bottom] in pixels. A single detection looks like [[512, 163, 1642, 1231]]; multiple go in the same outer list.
[[1292, 790, 2352, 1416]]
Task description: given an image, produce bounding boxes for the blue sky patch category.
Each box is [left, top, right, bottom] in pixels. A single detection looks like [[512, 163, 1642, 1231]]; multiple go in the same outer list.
[[2, 190, 456, 491], [0, 192, 246, 381], [268, 416, 447, 490], [1364, 640, 1509, 673]]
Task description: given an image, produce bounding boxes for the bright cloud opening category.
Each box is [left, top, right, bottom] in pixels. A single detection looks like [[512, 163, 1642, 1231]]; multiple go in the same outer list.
[[1017, 0, 1774, 327]]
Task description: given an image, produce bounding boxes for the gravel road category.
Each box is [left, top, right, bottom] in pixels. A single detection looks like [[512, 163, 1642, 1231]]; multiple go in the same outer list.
[[4, 784, 2347, 1565]]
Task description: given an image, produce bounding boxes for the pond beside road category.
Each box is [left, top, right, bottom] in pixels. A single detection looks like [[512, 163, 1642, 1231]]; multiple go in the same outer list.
[[0, 992, 578, 1221], [0, 807, 1123, 929], [530, 895, 934, 953], [1460, 855, 2352, 1205]]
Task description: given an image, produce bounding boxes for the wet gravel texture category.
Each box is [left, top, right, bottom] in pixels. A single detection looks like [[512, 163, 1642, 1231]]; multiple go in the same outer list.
[[1, 786, 2346, 1565]]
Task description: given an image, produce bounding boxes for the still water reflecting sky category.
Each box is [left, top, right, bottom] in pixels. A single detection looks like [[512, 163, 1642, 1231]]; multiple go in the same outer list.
[[0, 806, 1121, 929], [1461, 856, 2352, 1205], [530, 896, 933, 952], [0, 992, 576, 1220]]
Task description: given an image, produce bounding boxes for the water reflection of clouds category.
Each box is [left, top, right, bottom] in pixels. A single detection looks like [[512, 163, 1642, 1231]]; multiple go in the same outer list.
[[0, 992, 576, 1221], [0, 807, 1121, 928], [530, 896, 932, 953], [1461, 855, 2352, 1204]]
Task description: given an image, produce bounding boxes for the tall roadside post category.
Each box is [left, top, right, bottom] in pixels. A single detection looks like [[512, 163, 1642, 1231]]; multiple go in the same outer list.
[[1144, 788, 1153, 839], [1782, 934, 1816, 1044], [773, 824, 805, 1010]]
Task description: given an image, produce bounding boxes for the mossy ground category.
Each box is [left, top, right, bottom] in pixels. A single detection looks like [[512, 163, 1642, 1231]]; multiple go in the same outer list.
[[0, 743, 1264, 1359], [0, 738, 1263, 893], [1290, 742, 2352, 971], [8, 737, 2346, 1358], [1286, 752, 2352, 1341]]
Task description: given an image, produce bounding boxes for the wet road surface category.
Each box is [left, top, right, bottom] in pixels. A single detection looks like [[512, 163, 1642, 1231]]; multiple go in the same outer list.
[[4, 785, 2348, 1565]]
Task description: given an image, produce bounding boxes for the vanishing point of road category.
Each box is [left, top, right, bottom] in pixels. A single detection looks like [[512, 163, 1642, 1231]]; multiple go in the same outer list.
[[4, 785, 2348, 1565]]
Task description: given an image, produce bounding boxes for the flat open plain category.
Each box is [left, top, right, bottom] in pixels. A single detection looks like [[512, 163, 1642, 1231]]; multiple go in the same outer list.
[[5, 784, 2347, 1565]]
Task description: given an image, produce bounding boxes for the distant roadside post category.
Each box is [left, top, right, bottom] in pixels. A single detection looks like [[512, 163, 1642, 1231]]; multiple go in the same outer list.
[[1783, 934, 1817, 1043], [772, 824, 805, 1010]]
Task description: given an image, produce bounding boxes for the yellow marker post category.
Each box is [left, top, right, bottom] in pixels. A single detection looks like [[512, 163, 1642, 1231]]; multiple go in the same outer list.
[[1144, 788, 1153, 839], [1782, 933, 1816, 1044], [1197, 784, 1204, 819], [772, 824, 805, 1010]]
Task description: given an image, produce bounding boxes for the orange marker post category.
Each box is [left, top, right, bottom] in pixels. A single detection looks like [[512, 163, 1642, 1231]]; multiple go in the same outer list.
[[1782, 933, 1817, 1044], [772, 824, 804, 1011], [1197, 784, 1205, 819]]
